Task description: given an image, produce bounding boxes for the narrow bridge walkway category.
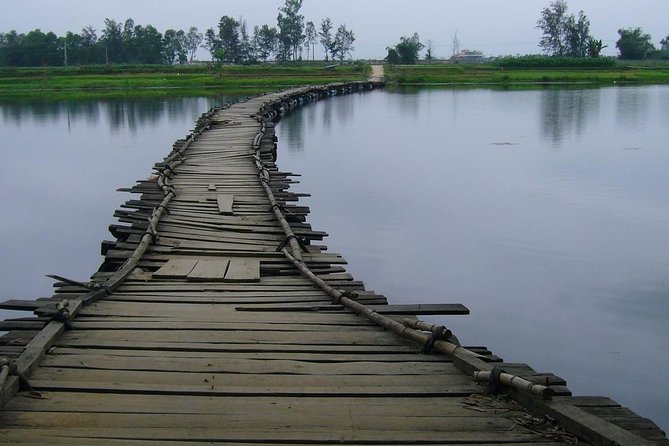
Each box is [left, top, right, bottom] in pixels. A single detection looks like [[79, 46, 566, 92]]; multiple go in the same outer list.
[[1, 82, 667, 445]]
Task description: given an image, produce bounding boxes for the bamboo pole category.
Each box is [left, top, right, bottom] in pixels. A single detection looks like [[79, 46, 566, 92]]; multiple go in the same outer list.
[[252, 83, 553, 400]]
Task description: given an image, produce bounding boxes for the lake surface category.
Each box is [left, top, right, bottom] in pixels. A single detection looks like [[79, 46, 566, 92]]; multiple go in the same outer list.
[[0, 94, 238, 306], [0, 86, 667, 432], [275, 86, 669, 431]]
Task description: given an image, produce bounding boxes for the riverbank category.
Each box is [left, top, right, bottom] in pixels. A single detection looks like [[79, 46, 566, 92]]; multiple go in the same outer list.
[[0, 63, 371, 100], [385, 62, 669, 85]]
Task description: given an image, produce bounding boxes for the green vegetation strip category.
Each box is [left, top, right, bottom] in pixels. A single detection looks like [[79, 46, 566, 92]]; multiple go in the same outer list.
[[0, 63, 371, 98], [386, 60, 669, 85]]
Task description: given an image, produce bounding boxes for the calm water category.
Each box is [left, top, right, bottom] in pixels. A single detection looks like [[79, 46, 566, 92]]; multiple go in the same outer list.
[[276, 86, 669, 431], [0, 94, 239, 310], [0, 87, 667, 432]]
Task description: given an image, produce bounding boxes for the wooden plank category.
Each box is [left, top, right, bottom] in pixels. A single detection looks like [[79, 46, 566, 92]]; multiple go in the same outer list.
[[151, 258, 197, 279], [39, 355, 459, 375], [0, 300, 46, 311], [186, 259, 230, 281], [49, 348, 448, 362], [0, 410, 520, 432], [0, 427, 556, 444], [224, 259, 260, 282], [216, 194, 234, 215]]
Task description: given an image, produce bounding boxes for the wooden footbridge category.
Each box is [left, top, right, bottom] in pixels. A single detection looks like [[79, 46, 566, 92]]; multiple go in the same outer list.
[[1, 78, 667, 445]]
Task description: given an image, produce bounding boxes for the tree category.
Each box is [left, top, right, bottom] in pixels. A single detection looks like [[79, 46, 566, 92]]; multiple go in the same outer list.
[[451, 31, 460, 57], [277, 0, 304, 61], [319, 18, 334, 61], [254, 25, 278, 62], [217, 16, 241, 63], [132, 24, 163, 64], [386, 33, 423, 65], [425, 39, 434, 61], [81, 26, 98, 47], [333, 24, 355, 62], [537, 1, 598, 57], [564, 10, 590, 57], [184, 26, 203, 62], [616, 27, 655, 59], [586, 38, 606, 58], [203, 28, 222, 61], [659, 35, 669, 51], [239, 19, 253, 63], [163, 29, 187, 64], [100, 18, 123, 63], [537, 0, 568, 56], [304, 21, 317, 61], [385, 47, 400, 65]]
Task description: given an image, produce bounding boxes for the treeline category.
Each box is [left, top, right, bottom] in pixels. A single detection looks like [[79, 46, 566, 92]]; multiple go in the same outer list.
[[538, 0, 668, 60], [0, 22, 203, 67], [203, 0, 354, 64], [0, 0, 355, 67]]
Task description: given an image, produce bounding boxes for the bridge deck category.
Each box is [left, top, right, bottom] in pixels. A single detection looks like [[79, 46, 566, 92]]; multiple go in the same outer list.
[[1, 84, 667, 445]]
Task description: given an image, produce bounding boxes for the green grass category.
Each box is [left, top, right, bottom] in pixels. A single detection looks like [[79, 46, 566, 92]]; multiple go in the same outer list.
[[385, 62, 669, 85], [0, 63, 371, 98]]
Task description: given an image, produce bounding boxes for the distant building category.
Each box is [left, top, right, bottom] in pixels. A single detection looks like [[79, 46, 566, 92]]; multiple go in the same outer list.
[[450, 49, 485, 63]]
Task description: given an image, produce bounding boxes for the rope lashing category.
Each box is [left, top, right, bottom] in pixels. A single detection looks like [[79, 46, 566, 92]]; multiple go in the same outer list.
[[0, 358, 10, 389], [276, 235, 309, 253], [473, 369, 554, 400], [156, 204, 170, 215], [50, 301, 73, 330], [333, 289, 358, 305], [146, 216, 159, 242], [421, 324, 451, 354], [270, 203, 294, 215]]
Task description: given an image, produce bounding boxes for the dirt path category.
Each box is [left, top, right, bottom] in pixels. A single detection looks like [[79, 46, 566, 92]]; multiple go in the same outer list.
[[369, 64, 385, 82]]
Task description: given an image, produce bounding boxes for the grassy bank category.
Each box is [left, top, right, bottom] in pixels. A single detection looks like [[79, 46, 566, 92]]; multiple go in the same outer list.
[[385, 61, 669, 85], [0, 63, 372, 99]]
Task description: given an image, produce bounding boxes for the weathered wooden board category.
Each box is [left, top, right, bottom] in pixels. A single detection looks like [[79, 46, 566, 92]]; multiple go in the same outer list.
[[186, 259, 230, 281], [152, 258, 198, 279], [216, 194, 234, 215], [224, 259, 260, 282]]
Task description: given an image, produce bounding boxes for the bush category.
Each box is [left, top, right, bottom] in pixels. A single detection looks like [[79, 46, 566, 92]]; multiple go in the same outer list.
[[492, 55, 616, 68]]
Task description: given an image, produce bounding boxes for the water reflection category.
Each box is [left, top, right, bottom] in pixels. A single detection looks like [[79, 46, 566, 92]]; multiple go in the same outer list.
[[540, 87, 601, 145], [0, 93, 244, 304], [616, 87, 650, 129], [0, 94, 242, 131]]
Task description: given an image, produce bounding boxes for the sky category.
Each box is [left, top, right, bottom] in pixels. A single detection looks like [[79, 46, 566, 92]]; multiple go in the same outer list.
[[1, 0, 667, 59]]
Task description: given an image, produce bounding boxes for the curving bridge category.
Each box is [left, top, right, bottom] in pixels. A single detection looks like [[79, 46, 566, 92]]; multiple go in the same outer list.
[[0, 77, 667, 445]]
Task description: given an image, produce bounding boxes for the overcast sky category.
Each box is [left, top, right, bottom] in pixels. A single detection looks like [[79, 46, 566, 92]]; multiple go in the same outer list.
[[1, 0, 667, 59]]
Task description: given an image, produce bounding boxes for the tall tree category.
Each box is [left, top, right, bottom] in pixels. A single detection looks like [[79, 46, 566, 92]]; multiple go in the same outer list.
[[254, 24, 277, 62], [277, 0, 304, 61], [100, 18, 123, 63], [564, 10, 590, 57], [304, 21, 317, 61], [537, 1, 596, 57], [333, 24, 355, 62], [132, 24, 163, 64], [203, 28, 221, 61], [163, 29, 187, 64], [219, 16, 241, 63], [660, 35, 669, 51], [184, 26, 203, 62], [537, 0, 569, 56], [616, 27, 656, 59], [425, 39, 434, 61], [239, 19, 253, 63], [319, 18, 334, 61]]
